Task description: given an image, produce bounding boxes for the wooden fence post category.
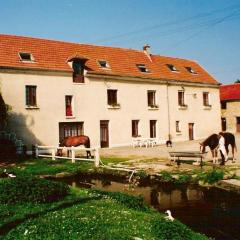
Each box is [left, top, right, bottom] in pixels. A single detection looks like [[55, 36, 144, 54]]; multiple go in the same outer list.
[[71, 146, 75, 163], [94, 148, 100, 167]]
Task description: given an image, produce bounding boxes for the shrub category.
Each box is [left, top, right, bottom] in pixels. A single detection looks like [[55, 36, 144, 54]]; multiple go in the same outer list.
[[160, 171, 173, 182], [0, 176, 70, 204], [198, 169, 224, 184]]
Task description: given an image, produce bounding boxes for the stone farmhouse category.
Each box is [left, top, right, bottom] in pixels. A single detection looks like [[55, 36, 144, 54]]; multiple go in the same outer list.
[[220, 83, 240, 133], [0, 34, 221, 149]]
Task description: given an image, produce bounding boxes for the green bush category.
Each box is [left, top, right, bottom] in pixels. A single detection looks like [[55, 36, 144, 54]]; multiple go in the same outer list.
[[160, 171, 173, 182], [0, 176, 70, 204], [198, 169, 224, 184]]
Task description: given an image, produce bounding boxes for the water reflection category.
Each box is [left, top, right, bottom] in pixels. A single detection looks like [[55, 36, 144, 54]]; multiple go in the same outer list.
[[61, 176, 240, 240]]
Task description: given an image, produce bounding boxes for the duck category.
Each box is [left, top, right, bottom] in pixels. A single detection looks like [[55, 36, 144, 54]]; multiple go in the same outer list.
[[165, 210, 174, 221], [0, 169, 16, 178]]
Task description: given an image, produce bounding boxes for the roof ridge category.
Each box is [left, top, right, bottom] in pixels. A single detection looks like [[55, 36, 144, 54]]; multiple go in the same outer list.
[[0, 33, 144, 54]]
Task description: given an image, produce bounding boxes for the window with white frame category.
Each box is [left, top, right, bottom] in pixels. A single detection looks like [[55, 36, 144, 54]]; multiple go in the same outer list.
[[65, 95, 74, 117], [185, 66, 197, 74], [167, 64, 178, 72], [98, 60, 110, 69], [19, 52, 34, 62], [136, 64, 150, 73]]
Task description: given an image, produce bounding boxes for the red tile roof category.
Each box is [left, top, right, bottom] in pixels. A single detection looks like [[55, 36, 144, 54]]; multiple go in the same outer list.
[[220, 84, 240, 101], [0, 34, 219, 85]]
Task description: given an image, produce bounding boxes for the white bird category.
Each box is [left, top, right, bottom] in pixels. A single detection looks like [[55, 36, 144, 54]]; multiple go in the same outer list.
[[2, 169, 16, 178], [8, 173, 16, 178], [165, 210, 174, 221]]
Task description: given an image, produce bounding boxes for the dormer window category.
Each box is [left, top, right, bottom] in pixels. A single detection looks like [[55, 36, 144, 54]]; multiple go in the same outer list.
[[19, 52, 34, 62], [98, 60, 110, 69], [186, 66, 197, 74], [72, 60, 84, 83], [167, 64, 178, 72], [137, 64, 150, 73]]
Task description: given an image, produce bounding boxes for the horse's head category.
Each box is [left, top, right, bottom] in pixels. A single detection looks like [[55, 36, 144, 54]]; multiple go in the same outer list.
[[57, 148, 63, 156]]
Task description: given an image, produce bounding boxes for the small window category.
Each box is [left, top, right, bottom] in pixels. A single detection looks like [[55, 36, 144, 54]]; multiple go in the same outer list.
[[19, 52, 34, 62], [221, 101, 227, 109], [176, 121, 181, 133], [147, 90, 157, 108], [72, 60, 84, 83], [167, 64, 178, 72], [65, 95, 74, 117], [26, 85, 37, 106], [185, 66, 197, 74], [107, 89, 118, 106], [132, 120, 139, 137], [136, 64, 150, 73], [178, 91, 186, 106], [203, 92, 211, 106], [98, 60, 110, 69]]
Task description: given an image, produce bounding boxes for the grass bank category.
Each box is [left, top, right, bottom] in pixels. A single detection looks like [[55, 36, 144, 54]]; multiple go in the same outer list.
[[0, 185, 208, 240]]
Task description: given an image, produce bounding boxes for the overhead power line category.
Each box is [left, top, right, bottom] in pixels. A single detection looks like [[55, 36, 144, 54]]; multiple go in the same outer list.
[[161, 8, 240, 53], [93, 3, 240, 44]]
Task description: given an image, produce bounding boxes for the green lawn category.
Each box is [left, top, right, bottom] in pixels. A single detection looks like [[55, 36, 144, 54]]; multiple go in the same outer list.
[[1, 188, 208, 240]]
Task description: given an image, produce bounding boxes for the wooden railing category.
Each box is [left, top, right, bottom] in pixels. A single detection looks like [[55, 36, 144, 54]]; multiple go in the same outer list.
[[34, 145, 100, 167]]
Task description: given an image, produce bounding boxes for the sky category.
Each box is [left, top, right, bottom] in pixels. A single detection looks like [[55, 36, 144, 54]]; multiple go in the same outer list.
[[1, 0, 240, 84]]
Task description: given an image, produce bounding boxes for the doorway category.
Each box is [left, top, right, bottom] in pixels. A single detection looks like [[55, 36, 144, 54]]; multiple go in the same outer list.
[[221, 118, 226, 131], [236, 117, 240, 132], [188, 123, 194, 140], [100, 120, 109, 148]]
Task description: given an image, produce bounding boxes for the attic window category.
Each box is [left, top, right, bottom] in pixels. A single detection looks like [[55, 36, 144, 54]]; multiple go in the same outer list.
[[167, 64, 178, 72], [19, 52, 34, 62], [137, 64, 150, 73], [98, 60, 110, 69], [185, 67, 197, 74]]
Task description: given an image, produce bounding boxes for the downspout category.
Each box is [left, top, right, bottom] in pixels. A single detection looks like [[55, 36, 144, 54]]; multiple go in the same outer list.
[[166, 82, 171, 141]]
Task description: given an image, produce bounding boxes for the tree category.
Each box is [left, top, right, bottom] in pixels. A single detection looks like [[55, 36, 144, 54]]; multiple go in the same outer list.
[[234, 79, 240, 83], [0, 94, 8, 130]]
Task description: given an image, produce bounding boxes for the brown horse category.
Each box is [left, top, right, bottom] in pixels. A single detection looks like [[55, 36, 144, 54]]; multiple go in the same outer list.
[[200, 132, 237, 163], [57, 135, 91, 158]]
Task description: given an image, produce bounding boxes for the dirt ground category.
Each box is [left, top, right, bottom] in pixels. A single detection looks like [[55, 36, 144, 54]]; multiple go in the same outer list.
[[99, 134, 240, 173]]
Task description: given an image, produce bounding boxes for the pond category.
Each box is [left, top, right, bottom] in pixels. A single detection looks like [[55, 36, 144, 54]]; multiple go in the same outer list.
[[60, 174, 240, 240]]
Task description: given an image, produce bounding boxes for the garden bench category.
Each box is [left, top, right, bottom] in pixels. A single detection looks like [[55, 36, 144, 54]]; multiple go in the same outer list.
[[169, 151, 206, 167]]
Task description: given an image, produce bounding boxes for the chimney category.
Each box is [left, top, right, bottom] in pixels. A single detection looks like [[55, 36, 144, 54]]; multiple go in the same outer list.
[[143, 44, 152, 61]]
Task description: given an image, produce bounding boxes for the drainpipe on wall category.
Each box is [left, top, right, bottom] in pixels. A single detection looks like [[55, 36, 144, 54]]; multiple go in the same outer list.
[[166, 82, 171, 141]]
